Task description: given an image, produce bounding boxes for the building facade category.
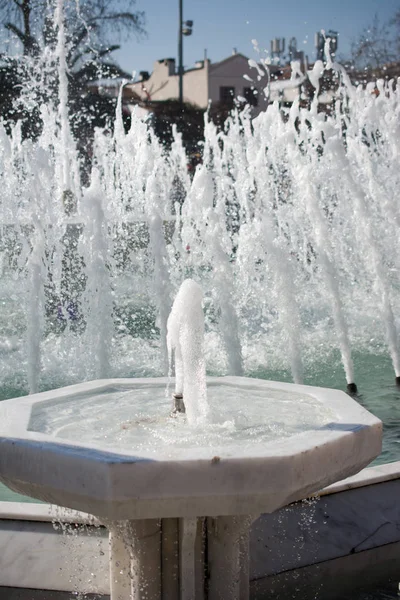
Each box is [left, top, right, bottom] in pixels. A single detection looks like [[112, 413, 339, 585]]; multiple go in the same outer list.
[[126, 53, 270, 115]]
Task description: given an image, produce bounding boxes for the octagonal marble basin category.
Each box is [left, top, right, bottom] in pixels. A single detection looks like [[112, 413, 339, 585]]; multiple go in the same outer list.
[[0, 377, 382, 520]]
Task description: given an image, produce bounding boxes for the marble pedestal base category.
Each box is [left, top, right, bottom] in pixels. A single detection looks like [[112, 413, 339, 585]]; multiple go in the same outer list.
[[108, 515, 255, 600]]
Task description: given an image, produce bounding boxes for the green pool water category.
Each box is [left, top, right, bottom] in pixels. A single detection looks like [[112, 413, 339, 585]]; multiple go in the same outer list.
[[1, 349, 399, 503], [253, 349, 400, 466]]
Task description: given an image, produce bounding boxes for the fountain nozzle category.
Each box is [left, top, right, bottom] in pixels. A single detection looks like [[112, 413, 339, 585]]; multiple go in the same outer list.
[[395, 376, 400, 387], [172, 393, 186, 415], [346, 382, 358, 395]]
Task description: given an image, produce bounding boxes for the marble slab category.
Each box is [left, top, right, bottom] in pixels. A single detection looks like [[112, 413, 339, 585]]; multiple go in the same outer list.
[[2, 459, 399, 524], [320, 459, 400, 495], [1, 459, 400, 522], [251, 476, 400, 578], [251, 540, 400, 600], [0, 519, 108, 593], [0, 501, 99, 524]]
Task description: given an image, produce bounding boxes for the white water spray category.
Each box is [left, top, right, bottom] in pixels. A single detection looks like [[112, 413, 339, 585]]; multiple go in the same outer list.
[[1, 43, 400, 390], [167, 279, 210, 426]]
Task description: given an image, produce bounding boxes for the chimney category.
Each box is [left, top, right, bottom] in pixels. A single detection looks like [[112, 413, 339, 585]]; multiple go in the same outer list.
[[164, 58, 176, 76], [156, 58, 176, 76]]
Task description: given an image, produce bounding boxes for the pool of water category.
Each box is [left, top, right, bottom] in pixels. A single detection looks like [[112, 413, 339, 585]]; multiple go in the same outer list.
[[1, 349, 399, 502], [29, 382, 333, 456]]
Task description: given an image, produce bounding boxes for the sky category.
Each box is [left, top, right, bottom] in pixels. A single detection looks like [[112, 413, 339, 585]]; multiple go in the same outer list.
[[114, 0, 399, 77]]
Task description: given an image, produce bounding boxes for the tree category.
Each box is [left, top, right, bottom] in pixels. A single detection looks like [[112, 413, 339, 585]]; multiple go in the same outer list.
[[147, 99, 205, 151], [0, 0, 145, 140], [0, 0, 145, 56], [351, 12, 399, 70], [391, 9, 400, 58]]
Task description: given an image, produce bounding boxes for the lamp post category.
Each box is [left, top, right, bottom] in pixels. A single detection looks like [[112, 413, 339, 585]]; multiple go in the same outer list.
[[178, 0, 193, 109]]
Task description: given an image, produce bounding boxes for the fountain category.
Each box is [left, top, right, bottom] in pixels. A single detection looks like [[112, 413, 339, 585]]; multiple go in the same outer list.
[[0, 1, 396, 595], [0, 279, 382, 599]]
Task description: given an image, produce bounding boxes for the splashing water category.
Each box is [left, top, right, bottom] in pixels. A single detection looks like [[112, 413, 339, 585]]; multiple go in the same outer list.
[[0, 4, 400, 396]]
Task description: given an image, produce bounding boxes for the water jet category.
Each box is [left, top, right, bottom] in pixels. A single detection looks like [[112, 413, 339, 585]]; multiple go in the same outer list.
[[1, 48, 400, 398]]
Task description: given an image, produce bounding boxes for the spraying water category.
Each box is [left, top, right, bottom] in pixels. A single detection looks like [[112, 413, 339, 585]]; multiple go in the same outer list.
[[286, 100, 355, 389], [0, 24, 400, 394], [167, 279, 210, 426]]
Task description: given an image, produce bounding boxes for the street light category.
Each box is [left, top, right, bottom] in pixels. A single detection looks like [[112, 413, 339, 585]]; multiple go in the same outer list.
[[182, 20, 193, 35], [178, 0, 193, 109]]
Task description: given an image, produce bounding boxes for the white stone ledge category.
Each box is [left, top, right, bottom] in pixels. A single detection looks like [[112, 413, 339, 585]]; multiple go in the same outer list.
[[1, 460, 400, 523], [319, 460, 400, 496], [0, 501, 100, 525]]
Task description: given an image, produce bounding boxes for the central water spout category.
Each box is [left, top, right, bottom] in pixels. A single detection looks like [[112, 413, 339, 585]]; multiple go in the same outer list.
[[167, 279, 210, 425]]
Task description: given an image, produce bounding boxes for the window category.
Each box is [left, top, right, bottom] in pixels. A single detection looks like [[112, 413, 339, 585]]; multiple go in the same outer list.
[[243, 87, 258, 107], [220, 86, 235, 105]]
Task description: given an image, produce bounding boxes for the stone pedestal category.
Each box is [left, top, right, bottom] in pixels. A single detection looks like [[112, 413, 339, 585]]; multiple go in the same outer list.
[[207, 515, 254, 600], [108, 515, 255, 600], [109, 519, 161, 600]]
